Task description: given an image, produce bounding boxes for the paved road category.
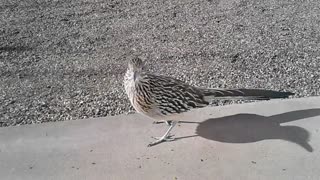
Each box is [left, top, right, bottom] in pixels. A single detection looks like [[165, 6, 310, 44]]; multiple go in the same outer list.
[[1, 97, 320, 180]]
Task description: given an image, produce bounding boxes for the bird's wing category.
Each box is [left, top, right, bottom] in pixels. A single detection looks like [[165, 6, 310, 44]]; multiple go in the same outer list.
[[141, 74, 209, 114]]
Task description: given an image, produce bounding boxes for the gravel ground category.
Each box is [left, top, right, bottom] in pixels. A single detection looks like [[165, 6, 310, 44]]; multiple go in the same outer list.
[[0, 0, 319, 127]]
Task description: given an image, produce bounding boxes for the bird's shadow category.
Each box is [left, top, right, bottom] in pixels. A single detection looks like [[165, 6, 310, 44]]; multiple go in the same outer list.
[[180, 108, 320, 152]]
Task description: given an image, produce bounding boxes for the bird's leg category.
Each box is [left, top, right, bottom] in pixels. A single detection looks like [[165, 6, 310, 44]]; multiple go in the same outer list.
[[152, 120, 173, 126], [148, 121, 178, 147]]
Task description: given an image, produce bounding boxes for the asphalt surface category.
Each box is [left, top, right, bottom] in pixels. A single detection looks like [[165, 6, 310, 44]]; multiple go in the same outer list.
[[0, 0, 319, 126], [1, 97, 320, 180]]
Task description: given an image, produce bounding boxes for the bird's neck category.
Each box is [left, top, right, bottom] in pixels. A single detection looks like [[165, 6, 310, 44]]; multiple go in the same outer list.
[[124, 69, 141, 103], [125, 68, 141, 82]]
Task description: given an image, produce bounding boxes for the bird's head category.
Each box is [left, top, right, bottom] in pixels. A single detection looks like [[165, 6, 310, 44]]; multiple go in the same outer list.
[[128, 57, 144, 73]]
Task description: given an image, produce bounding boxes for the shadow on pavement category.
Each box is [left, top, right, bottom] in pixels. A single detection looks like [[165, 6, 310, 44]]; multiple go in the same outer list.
[[194, 108, 320, 152]]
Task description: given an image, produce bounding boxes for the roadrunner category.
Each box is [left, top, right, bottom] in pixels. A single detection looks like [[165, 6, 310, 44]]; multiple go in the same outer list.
[[123, 58, 294, 146]]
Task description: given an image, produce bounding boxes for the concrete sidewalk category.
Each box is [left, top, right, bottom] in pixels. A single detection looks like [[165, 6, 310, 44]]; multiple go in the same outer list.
[[1, 97, 320, 180]]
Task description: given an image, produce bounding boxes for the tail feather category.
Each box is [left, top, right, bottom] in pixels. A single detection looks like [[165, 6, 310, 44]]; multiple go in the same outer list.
[[202, 88, 294, 101]]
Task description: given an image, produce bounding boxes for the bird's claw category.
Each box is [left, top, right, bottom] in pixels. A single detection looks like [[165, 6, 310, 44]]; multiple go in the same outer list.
[[152, 120, 173, 126], [151, 134, 175, 140], [148, 135, 176, 147]]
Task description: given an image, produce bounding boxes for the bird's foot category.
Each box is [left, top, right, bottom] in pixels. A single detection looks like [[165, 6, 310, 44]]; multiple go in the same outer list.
[[148, 134, 175, 147], [152, 120, 173, 126]]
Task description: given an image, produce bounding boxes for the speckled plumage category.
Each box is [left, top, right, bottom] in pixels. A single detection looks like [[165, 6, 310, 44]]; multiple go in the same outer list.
[[124, 59, 209, 121], [124, 58, 293, 119], [123, 58, 294, 146]]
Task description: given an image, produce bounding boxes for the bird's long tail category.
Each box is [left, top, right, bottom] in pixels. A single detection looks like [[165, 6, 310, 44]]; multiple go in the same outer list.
[[201, 88, 294, 101]]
